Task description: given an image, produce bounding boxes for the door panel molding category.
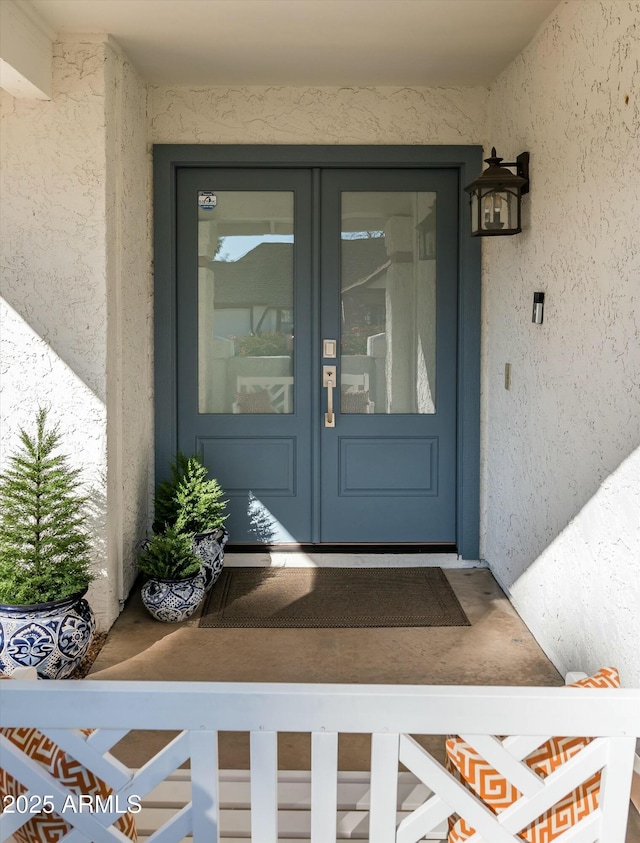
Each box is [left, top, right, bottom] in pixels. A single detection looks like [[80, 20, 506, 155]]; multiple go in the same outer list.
[[153, 145, 481, 558], [338, 437, 438, 496], [198, 437, 296, 496]]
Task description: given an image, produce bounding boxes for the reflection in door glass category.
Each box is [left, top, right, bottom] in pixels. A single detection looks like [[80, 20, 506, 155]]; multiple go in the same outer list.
[[197, 192, 294, 414], [340, 192, 436, 414]]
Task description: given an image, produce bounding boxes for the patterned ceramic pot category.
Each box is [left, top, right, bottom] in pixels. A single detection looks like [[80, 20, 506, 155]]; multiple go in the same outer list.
[[0, 590, 96, 679], [192, 526, 228, 592], [141, 573, 206, 623]]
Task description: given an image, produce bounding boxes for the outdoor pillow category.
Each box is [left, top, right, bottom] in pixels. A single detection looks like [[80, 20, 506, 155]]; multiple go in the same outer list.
[[0, 677, 137, 843], [234, 388, 275, 413], [341, 388, 370, 413], [445, 666, 620, 842]]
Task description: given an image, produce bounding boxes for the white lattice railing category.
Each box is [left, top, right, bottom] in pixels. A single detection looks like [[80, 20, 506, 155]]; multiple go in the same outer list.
[[1, 679, 639, 842]]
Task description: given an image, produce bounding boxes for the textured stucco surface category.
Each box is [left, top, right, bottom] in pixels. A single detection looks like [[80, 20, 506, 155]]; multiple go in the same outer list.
[[482, 0, 640, 684], [0, 38, 151, 630], [104, 39, 152, 608], [149, 85, 486, 145], [0, 41, 111, 623]]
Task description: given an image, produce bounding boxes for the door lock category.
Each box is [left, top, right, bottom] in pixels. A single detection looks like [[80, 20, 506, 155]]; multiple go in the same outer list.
[[323, 339, 337, 358]]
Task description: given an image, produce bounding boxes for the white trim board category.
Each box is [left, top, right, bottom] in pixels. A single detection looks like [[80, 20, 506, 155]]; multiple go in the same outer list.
[[224, 553, 484, 569]]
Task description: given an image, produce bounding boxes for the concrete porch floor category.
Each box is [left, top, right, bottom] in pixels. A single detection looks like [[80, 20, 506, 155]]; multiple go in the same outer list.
[[89, 564, 640, 839]]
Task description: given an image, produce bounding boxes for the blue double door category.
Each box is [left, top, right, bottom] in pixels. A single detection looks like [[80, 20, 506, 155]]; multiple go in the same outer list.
[[176, 165, 458, 546]]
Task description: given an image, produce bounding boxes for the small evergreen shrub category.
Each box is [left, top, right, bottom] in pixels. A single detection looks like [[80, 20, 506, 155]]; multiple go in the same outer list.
[[341, 324, 384, 355], [154, 453, 228, 536], [138, 526, 201, 580], [0, 408, 94, 605], [141, 453, 227, 586], [234, 332, 291, 357]]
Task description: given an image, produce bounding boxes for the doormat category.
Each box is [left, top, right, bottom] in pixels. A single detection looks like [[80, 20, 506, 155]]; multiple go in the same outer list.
[[199, 567, 470, 628]]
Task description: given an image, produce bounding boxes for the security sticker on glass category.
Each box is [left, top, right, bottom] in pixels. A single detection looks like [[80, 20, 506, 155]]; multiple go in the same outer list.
[[198, 191, 217, 210]]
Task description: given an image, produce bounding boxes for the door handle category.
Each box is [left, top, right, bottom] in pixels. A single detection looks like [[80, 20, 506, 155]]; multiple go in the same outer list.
[[323, 365, 336, 428]]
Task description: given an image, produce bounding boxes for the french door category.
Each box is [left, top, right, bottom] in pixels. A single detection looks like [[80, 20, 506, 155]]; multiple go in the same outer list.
[[174, 163, 460, 546]]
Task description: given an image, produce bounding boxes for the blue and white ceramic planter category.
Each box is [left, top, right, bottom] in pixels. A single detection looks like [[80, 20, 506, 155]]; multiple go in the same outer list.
[[0, 590, 96, 679], [192, 526, 228, 592], [141, 573, 206, 623]]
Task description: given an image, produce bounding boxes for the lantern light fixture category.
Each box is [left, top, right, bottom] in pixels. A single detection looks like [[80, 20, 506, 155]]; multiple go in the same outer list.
[[465, 147, 530, 236]]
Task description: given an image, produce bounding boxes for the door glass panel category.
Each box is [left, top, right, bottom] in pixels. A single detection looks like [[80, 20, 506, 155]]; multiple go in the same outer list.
[[340, 192, 436, 414], [198, 191, 294, 414]]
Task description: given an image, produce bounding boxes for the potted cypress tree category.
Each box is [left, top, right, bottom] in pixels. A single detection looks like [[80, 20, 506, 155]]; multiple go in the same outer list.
[[153, 453, 228, 591], [138, 525, 206, 622], [0, 408, 95, 678], [137, 454, 228, 622]]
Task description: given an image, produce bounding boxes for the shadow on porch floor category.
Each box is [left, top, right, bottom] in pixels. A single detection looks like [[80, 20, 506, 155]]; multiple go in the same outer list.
[[89, 564, 640, 840]]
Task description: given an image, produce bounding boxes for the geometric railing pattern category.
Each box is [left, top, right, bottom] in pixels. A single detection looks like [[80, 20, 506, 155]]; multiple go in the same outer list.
[[1, 679, 639, 842]]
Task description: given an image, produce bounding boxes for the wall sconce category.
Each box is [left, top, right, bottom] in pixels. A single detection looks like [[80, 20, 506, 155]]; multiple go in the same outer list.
[[465, 148, 530, 236]]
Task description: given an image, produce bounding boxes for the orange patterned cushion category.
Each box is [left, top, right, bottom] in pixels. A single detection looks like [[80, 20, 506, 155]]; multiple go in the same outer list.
[[446, 667, 620, 842], [449, 774, 601, 842], [0, 726, 137, 843]]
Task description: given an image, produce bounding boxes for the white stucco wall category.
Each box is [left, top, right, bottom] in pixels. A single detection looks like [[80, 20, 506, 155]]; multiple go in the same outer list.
[[104, 39, 152, 608], [0, 40, 111, 623], [149, 85, 487, 145], [482, 0, 640, 684], [0, 36, 150, 630]]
